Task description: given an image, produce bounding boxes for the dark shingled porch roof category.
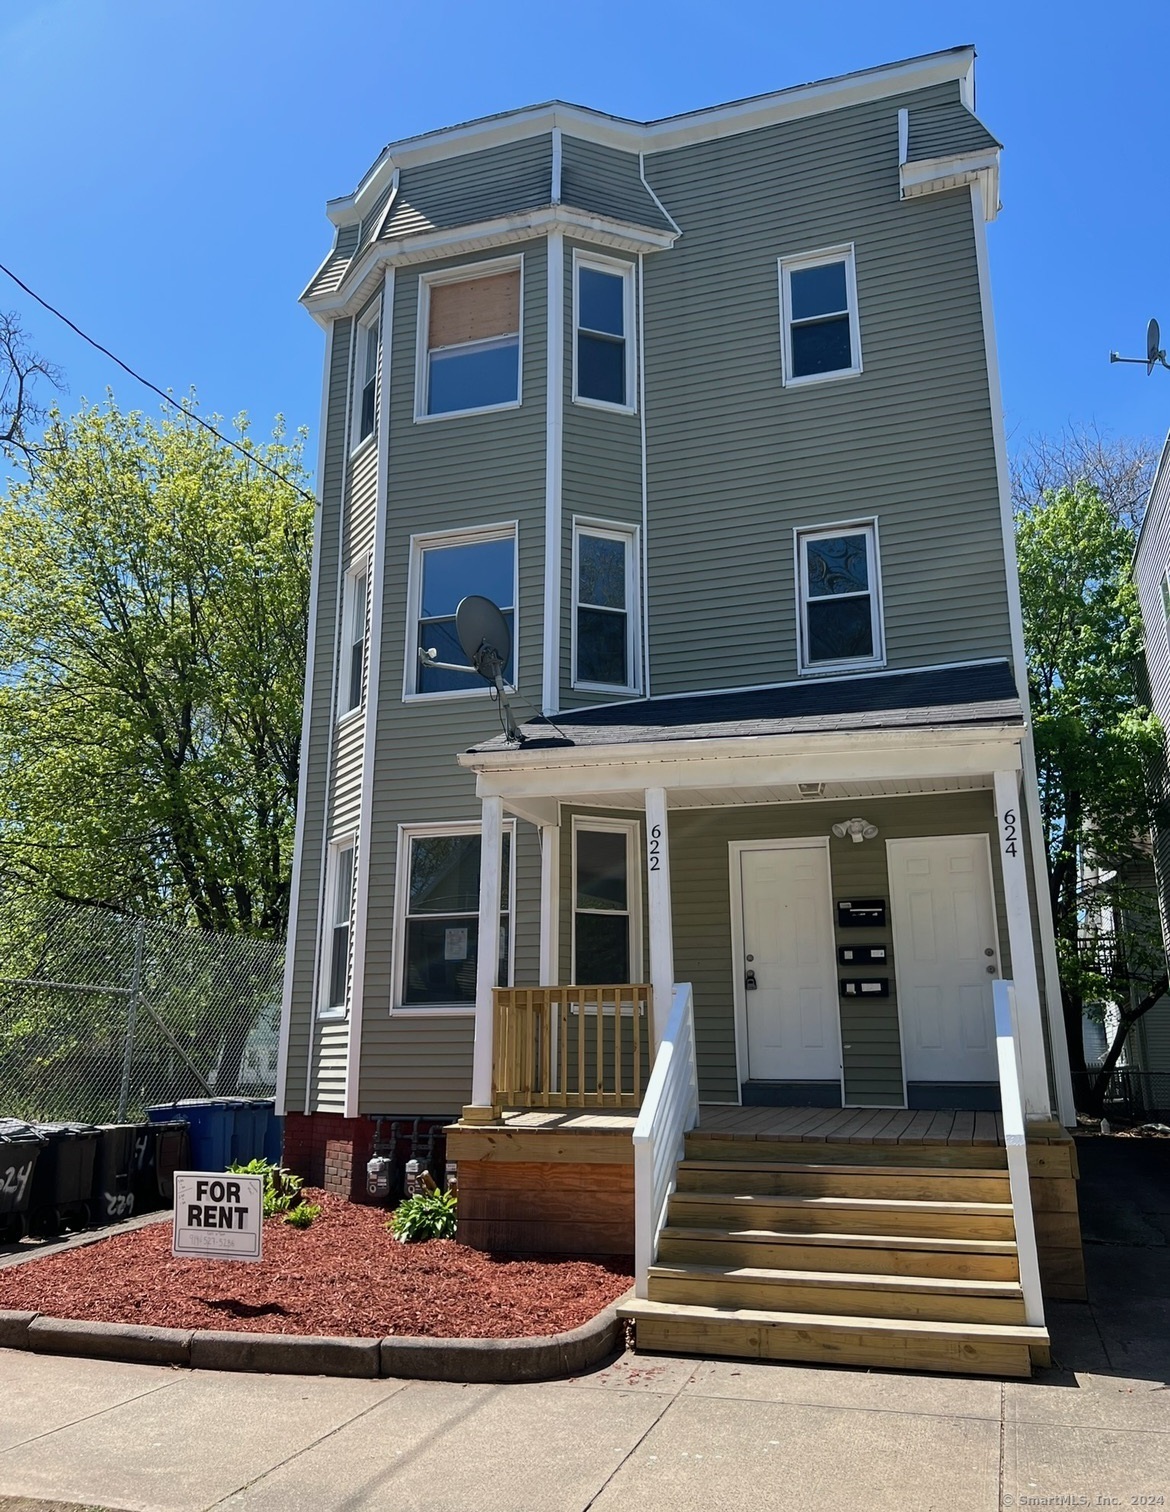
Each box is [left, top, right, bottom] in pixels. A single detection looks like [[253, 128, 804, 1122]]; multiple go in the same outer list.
[[467, 660, 1023, 755]]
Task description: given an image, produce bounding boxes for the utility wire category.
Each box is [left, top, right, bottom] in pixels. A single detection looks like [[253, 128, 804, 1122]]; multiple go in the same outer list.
[[0, 260, 317, 504]]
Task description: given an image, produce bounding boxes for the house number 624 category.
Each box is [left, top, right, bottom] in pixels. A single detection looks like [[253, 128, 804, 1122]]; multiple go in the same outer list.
[[648, 824, 662, 872], [1002, 808, 1018, 858]]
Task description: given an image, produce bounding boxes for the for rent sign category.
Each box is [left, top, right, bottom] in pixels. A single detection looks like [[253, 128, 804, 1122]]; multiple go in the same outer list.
[[172, 1172, 264, 1261]]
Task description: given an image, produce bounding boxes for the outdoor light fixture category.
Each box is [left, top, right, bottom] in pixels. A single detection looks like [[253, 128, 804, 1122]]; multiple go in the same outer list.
[[797, 782, 825, 799], [831, 817, 879, 844]]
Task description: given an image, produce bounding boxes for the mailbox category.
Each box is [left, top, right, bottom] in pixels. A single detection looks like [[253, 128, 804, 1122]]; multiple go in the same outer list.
[[838, 944, 888, 965], [839, 978, 890, 998], [836, 899, 886, 929]]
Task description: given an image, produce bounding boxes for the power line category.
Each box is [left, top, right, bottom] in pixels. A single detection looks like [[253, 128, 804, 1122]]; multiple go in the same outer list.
[[0, 260, 317, 504]]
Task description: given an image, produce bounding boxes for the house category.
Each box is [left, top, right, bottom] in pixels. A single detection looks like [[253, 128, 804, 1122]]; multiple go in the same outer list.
[[277, 45, 1085, 1376]]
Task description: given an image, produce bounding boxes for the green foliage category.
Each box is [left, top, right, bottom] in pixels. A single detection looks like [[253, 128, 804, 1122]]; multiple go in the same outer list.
[[282, 1203, 321, 1229], [0, 396, 313, 935], [388, 1188, 458, 1243], [229, 1157, 305, 1217]]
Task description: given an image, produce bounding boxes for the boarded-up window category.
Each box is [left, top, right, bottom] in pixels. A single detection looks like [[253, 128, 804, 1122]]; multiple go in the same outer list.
[[424, 266, 521, 416]]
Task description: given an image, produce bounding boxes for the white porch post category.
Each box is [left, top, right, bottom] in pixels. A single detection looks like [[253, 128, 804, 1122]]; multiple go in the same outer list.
[[644, 786, 674, 1050], [539, 821, 560, 986], [993, 769, 1052, 1119], [465, 792, 503, 1123]]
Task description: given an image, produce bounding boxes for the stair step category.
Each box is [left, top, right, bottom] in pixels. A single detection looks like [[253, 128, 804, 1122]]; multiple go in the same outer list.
[[657, 1226, 1021, 1282], [617, 1299, 1049, 1378], [684, 1136, 1009, 1170], [646, 1263, 1027, 1324], [667, 1191, 1016, 1240], [676, 1162, 1011, 1202]]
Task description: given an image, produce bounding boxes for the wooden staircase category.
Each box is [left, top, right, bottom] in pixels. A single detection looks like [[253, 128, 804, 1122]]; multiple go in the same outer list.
[[618, 1133, 1051, 1377]]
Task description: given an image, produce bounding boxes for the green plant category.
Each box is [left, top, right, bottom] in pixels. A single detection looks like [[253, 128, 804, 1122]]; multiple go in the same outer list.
[[388, 1188, 457, 1243], [282, 1203, 321, 1230], [229, 1158, 305, 1217]]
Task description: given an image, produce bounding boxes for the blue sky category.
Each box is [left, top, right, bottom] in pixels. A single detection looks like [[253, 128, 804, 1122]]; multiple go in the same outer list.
[[2, 0, 1168, 484]]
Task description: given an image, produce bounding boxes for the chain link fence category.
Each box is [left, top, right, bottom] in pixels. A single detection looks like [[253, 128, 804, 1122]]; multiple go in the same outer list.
[[0, 897, 285, 1125]]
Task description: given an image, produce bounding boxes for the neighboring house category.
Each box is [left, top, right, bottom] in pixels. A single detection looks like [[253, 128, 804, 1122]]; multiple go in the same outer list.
[[1127, 431, 1170, 1110], [277, 45, 1082, 1376]]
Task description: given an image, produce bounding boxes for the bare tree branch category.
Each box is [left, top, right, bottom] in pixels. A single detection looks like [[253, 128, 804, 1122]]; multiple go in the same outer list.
[[1012, 422, 1159, 532], [0, 311, 64, 465]]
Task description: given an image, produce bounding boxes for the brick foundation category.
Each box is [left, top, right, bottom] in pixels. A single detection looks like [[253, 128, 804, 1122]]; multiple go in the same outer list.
[[282, 1112, 452, 1204]]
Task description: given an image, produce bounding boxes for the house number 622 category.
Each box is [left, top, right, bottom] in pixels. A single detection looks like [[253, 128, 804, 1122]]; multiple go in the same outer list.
[[1002, 808, 1018, 858], [648, 824, 662, 872]]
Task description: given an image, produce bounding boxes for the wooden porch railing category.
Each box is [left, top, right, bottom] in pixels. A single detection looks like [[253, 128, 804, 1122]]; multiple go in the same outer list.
[[492, 985, 654, 1112]]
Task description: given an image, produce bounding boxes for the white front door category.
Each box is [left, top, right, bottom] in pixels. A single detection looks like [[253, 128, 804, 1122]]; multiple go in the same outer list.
[[739, 843, 841, 1084], [887, 835, 1000, 1085]]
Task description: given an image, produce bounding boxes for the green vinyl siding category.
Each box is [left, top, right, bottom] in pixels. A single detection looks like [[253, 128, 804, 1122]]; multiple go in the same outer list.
[[354, 240, 548, 1116], [906, 101, 1000, 161], [560, 135, 674, 231], [382, 136, 553, 242], [639, 79, 1013, 697]]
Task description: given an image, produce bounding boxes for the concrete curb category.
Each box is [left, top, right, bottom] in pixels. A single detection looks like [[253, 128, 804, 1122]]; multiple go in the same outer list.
[[0, 1295, 628, 1382]]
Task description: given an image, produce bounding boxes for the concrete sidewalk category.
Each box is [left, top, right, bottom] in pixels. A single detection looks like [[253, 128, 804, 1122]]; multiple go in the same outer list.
[[0, 1137, 1166, 1512]]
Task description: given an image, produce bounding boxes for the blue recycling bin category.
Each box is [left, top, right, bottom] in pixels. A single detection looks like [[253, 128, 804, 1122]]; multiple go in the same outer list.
[[148, 1100, 234, 1172]]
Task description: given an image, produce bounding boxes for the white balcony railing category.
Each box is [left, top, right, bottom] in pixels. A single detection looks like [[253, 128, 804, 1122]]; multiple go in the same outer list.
[[993, 979, 1046, 1328]]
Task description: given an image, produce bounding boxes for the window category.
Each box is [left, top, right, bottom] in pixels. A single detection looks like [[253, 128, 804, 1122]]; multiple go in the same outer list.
[[796, 522, 884, 674], [419, 261, 521, 418], [573, 820, 641, 985], [778, 246, 862, 386], [322, 840, 356, 1015], [1162, 570, 1170, 647], [407, 526, 516, 696], [573, 254, 635, 410], [352, 303, 381, 448], [340, 562, 369, 716], [572, 521, 639, 692], [398, 826, 512, 1007]]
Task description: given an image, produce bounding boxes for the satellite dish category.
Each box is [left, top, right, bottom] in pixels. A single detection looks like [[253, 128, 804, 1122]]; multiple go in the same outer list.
[[1149, 317, 1162, 377], [455, 595, 511, 681]]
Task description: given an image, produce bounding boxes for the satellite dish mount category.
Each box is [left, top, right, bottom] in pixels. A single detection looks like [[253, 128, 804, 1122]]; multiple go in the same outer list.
[[418, 595, 524, 744], [1110, 317, 1169, 375]]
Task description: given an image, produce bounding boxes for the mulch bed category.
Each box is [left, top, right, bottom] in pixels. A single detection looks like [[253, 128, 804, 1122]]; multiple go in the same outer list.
[[0, 1191, 632, 1338]]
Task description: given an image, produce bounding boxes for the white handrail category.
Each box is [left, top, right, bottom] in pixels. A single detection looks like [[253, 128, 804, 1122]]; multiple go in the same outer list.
[[993, 979, 1046, 1328], [632, 981, 700, 1299]]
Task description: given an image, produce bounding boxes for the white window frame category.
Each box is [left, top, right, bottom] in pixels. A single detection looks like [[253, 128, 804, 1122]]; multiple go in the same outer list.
[[413, 254, 524, 424], [570, 815, 643, 986], [571, 249, 637, 415], [402, 521, 519, 701], [778, 243, 863, 389], [350, 298, 382, 453], [338, 555, 370, 722], [319, 834, 357, 1020], [571, 518, 641, 695], [1161, 569, 1170, 649], [794, 518, 886, 676], [390, 818, 517, 1016]]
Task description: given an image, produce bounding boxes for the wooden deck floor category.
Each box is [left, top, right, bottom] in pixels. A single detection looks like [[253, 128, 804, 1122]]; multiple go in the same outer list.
[[487, 1105, 1022, 1145]]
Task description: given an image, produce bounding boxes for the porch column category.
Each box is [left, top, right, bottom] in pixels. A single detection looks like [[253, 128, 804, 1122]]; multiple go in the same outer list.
[[538, 821, 560, 985], [993, 769, 1052, 1119], [465, 792, 503, 1123], [645, 786, 674, 1049]]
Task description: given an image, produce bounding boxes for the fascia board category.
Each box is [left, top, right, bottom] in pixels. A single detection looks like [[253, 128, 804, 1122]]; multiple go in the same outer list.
[[337, 48, 976, 226], [1133, 427, 1170, 567], [901, 151, 1000, 220]]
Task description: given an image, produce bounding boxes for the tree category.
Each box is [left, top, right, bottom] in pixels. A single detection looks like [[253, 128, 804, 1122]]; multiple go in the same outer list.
[[1016, 480, 1166, 1113], [0, 397, 313, 936], [0, 311, 63, 466], [1013, 422, 1158, 534]]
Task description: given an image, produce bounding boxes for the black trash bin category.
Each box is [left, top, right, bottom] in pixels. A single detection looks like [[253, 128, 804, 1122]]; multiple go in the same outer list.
[[0, 1118, 46, 1242], [27, 1122, 99, 1235], [91, 1124, 139, 1224], [133, 1119, 190, 1209]]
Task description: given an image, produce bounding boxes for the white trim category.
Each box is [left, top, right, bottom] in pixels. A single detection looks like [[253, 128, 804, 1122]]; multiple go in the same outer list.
[[897, 107, 909, 166], [337, 553, 372, 720], [901, 151, 1000, 220], [728, 836, 844, 1103], [638, 152, 681, 237], [778, 243, 863, 389], [349, 295, 382, 455], [403, 520, 519, 701], [571, 516, 642, 695], [331, 49, 975, 224], [344, 268, 394, 1117], [372, 167, 401, 241], [570, 813, 644, 984], [886, 832, 999, 1103], [413, 253, 524, 423], [794, 517, 886, 676], [550, 127, 562, 205], [542, 232, 565, 715], [571, 248, 637, 414], [318, 832, 358, 1021], [390, 817, 518, 1017], [275, 321, 334, 1115], [539, 820, 561, 985], [644, 786, 674, 1050], [970, 181, 1074, 1125], [992, 771, 1052, 1119], [637, 253, 651, 698]]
